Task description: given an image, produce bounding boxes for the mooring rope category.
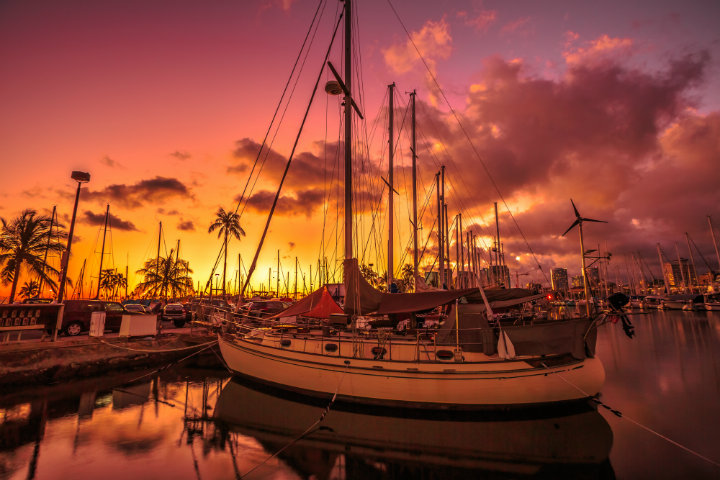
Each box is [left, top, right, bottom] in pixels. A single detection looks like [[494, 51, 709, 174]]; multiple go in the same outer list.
[[543, 362, 720, 469], [95, 338, 218, 353], [238, 364, 349, 479]]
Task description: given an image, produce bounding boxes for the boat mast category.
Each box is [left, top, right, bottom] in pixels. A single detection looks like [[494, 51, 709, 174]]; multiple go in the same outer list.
[[455, 214, 460, 289], [387, 82, 395, 289], [294, 257, 298, 300], [410, 90, 418, 286], [495, 202, 500, 286], [444, 203, 450, 286], [674, 242, 687, 292], [578, 221, 591, 317], [458, 213, 464, 287], [685, 233, 697, 293], [277, 249, 280, 297], [95, 204, 110, 299], [156, 221, 162, 298], [657, 243, 670, 295], [344, 0, 353, 260], [436, 172, 443, 287], [709, 216, 720, 273]]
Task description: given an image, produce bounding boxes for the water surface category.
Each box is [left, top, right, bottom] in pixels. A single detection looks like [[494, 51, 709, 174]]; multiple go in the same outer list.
[[1, 310, 718, 479]]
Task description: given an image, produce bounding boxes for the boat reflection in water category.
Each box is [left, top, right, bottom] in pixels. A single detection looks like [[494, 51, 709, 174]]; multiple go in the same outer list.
[[214, 377, 615, 478]]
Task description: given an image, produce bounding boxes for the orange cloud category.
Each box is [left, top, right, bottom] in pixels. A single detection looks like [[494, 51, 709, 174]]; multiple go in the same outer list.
[[383, 18, 452, 75], [563, 34, 634, 67]]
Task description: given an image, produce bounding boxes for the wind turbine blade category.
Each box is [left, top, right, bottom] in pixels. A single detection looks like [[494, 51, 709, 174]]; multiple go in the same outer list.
[[562, 219, 580, 236], [581, 217, 608, 224], [570, 198, 580, 218]]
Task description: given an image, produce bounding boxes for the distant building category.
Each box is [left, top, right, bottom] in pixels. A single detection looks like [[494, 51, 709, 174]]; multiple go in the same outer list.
[[571, 275, 584, 288], [550, 268, 569, 292], [663, 258, 697, 287]]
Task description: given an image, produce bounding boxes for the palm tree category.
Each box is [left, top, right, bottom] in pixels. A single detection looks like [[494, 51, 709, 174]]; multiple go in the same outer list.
[[99, 269, 127, 300], [0, 210, 67, 303], [135, 249, 193, 299], [19, 280, 41, 300], [208, 207, 245, 298]]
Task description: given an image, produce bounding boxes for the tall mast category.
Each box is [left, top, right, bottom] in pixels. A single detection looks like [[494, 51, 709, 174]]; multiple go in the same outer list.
[[176, 239, 181, 298], [674, 242, 687, 292], [685, 232, 697, 293], [578, 222, 591, 317], [77, 259, 86, 299], [387, 82, 395, 288], [343, 0, 353, 260], [494, 202, 500, 286], [709, 216, 720, 272], [156, 221, 162, 298], [459, 213, 464, 287], [38, 205, 56, 296], [657, 243, 670, 295], [95, 204, 110, 299], [410, 90, 418, 285], [277, 249, 280, 297], [294, 257, 298, 300], [444, 204, 450, 286], [454, 214, 460, 288], [436, 172, 443, 287]]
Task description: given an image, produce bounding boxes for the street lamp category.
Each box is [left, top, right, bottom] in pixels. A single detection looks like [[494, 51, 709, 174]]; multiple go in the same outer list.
[[56, 171, 90, 303]]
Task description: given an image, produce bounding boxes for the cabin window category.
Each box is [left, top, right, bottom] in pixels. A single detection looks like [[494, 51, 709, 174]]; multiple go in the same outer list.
[[436, 350, 454, 360], [280, 339, 291, 347], [324, 343, 338, 352]]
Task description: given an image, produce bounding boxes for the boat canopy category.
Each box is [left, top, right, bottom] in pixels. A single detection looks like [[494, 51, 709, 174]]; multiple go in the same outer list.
[[272, 285, 343, 319], [343, 259, 542, 315]]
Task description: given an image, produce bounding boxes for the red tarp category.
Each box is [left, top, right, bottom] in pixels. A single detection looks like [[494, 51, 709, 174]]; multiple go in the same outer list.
[[272, 285, 343, 319]]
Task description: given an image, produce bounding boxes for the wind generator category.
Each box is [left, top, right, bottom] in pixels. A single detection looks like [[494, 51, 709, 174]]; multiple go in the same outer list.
[[562, 199, 607, 316]]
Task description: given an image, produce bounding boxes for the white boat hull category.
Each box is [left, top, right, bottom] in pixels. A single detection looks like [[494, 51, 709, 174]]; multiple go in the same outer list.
[[218, 334, 605, 408]]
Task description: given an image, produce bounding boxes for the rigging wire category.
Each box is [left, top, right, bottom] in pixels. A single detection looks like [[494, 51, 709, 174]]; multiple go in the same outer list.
[[201, 0, 328, 294], [385, 0, 550, 285], [240, 10, 345, 298]]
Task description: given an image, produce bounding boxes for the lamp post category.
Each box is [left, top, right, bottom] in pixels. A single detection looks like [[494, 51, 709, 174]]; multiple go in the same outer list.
[[56, 171, 90, 303]]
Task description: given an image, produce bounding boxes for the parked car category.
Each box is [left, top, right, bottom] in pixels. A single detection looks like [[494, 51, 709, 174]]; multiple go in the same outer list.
[[162, 303, 190, 327], [123, 304, 147, 313], [60, 299, 138, 336], [243, 300, 287, 318]]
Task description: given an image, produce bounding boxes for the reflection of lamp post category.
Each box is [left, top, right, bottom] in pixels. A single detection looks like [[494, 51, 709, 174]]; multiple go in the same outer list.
[[57, 171, 90, 303]]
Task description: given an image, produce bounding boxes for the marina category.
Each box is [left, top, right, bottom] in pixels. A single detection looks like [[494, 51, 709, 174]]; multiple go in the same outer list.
[[1, 0, 720, 478], [1, 310, 718, 479]]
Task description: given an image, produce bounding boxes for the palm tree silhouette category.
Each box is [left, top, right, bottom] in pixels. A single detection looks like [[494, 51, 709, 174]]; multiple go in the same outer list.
[[135, 249, 193, 299], [19, 280, 41, 300], [208, 207, 245, 298], [0, 210, 67, 303]]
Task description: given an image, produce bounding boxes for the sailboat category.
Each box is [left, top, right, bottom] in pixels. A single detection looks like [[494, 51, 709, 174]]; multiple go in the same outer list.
[[213, 376, 614, 477], [218, 0, 607, 409]]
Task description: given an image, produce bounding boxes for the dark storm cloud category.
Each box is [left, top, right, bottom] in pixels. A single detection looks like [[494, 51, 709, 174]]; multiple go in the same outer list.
[[84, 176, 193, 209], [228, 138, 354, 190], [412, 48, 716, 276], [170, 150, 191, 161], [177, 220, 195, 231], [83, 210, 138, 231]]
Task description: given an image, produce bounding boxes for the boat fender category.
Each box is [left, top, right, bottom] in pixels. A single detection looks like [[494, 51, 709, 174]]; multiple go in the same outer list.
[[371, 346, 386, 359]]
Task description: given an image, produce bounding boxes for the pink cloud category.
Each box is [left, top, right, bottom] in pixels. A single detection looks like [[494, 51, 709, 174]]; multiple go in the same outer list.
[[383, 18, 452, 75]]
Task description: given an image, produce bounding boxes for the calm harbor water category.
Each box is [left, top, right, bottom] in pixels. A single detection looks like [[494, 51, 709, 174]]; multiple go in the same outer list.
[[1, 310, 719, 479]]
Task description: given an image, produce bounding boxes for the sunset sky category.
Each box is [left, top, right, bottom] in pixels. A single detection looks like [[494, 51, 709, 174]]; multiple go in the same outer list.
[[1, 0, 719, 297]]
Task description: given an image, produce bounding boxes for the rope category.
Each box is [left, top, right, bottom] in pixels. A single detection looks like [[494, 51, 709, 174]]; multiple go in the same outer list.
[[542, 362, 720, 469], [95, 337, 218, 353], [239, 365, 349, 479]]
